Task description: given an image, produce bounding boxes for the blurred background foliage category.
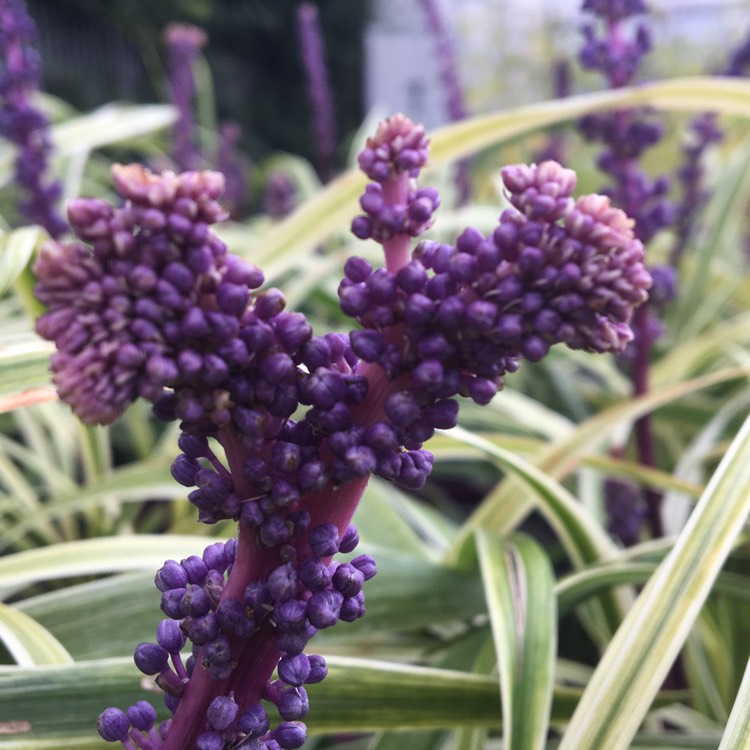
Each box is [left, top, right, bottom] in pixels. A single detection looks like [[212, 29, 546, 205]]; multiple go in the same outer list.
[[27, 0, 368, 163]]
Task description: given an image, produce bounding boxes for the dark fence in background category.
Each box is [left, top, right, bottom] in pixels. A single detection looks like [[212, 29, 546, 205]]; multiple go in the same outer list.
[[24, 0, 369, 166], [29, 0, 151, 110]]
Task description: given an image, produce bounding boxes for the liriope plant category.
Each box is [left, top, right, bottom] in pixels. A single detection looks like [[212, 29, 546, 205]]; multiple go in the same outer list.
[[1, 12, 750, 747]]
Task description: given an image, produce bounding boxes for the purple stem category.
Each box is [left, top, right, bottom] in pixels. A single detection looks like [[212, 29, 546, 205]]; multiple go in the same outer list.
[[631, 304, 662, 537]]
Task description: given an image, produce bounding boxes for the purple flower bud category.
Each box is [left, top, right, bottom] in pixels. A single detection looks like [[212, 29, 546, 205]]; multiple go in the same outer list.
[[349, 329, 384, 361], [244, 580, 273, 618], [207, 694, 239, 731], [279, 653, 311, 686], [155, 560, 189, 592], [385, 391, 420, 427], [171, 454, 200, 486], [196, 731, 224, 750], [161, 588, 187, 619], [344, 256, 372, 282], [351, 554, 377, 581], [298, 556, 332, 592], [351, 215, 373, 239], [181, 586, 211, 617], [344, 445, 377, 476], [165, 694, 180, 714], [238, 703, 270, 737], [273, 721, 307, 749], [338, 280, 371, 316], [126, 700, 157, 731], [181, 555, 208, 585], [306, 589, 343, 629], [339, 590, 366, 622], [339, 524, 359, 553], [214, 598, 252, 637], [305, 654, 328, 684], [332, 563, 365, 598], [202, 542, 228, 573], [278, 686, 309, 721], [309, 523, 340, 557], [184, 612, 219, 645], [97, 707, 131, 741], [427, 399, 459, 429], [468, 377, 497, 405], [134, 642, 169, 675], [268, 562, 299, 603], [365, 422, 399, 452], [275, 312, 313, 352], [297, 460, 329, 493], [157, 618, 186, 653], [259, 513, 291, 548], [178, 433, 210, 459], [273, 598, 309, 640]]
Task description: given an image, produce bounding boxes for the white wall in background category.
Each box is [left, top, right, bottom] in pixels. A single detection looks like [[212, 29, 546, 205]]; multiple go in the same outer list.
[[364, 0, 750, 124]]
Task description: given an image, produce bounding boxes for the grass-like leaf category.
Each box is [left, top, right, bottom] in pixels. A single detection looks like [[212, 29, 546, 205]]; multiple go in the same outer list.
[[0, 227, 41, 296], [0, 655, 587, 745], [259, 78, 750, 264], [476, 531, 556, 750], [50, 104, 176, 157], [0, 535, 215, 597], [450, 427, 618, 568], [558, 412, 750, 750], [0, 334, 55, 410], [454, 367, 749, 548], [0, 603, 72, 667], [718, 657, 750, 749]]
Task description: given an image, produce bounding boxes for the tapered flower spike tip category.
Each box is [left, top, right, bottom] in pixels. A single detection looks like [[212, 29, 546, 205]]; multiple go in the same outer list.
[[357, 113, 430, 182]]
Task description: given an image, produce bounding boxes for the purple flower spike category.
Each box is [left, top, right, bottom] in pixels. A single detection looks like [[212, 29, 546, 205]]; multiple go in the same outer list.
[[0, 0, 67, 238], [34, 163, 268, 430], [501, 161, 577, 220], [34, 116, 654, 750], [163, 23, 207, 171], [296, 3, 337, 183], [357, 114, 430, 183], [216, 120, 248, 218]]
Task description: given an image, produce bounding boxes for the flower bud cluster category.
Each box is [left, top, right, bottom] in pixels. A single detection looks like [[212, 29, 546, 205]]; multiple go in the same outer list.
[[101, 528, 374, 749], [34, 164, 266, 428], [351, 183, 440, 243], [343, 161, 651, 469], [356, 114, 430, 182], [97, 702, 169, 748], [579, 0, 651, 88]]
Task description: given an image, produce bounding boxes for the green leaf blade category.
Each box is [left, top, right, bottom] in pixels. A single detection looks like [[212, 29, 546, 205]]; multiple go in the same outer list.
[[476, 531, 557, 750], [559, 413, 750, 750]]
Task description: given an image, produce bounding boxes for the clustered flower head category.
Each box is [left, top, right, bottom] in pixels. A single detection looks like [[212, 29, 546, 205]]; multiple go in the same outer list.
[[34, 114, 651, 749], [0, 0, 66, 238]]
